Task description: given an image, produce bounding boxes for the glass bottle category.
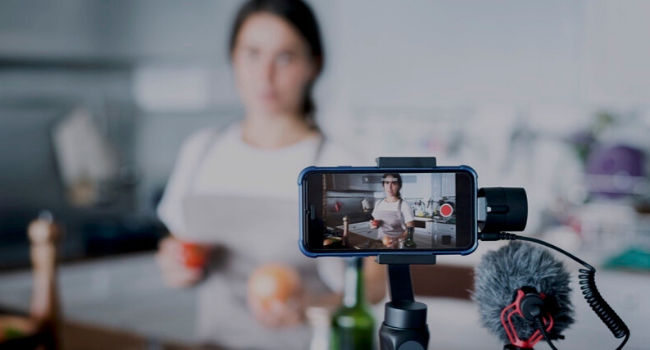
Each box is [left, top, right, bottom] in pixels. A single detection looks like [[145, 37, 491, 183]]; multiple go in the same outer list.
[[404, 227, 417, 248], [330, 257, 375, 350]]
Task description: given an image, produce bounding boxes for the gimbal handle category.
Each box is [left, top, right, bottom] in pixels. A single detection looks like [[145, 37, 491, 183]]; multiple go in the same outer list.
[[375, 157, 435, 350]]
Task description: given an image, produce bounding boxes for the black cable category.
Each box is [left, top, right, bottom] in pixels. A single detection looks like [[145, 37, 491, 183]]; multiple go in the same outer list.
[[535, 317, 558, 350], [479, 232, 631, 350]]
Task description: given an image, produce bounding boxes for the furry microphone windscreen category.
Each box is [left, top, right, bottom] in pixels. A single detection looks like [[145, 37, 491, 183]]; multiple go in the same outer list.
[[472, 241, 575, 342]]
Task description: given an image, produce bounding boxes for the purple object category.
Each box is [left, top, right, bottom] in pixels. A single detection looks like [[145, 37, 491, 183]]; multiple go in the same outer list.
[[585, 145, 646, 197]]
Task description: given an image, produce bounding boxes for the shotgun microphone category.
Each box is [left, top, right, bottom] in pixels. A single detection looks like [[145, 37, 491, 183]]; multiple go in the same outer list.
[[472, 241, 575, 349]]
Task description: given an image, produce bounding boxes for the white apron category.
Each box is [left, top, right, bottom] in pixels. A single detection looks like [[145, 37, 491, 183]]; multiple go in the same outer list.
[[373, 199, 405, 239], [185, 131, 327, 349]]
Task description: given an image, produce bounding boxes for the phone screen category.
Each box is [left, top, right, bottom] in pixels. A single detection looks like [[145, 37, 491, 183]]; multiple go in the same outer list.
[[300, 167, 477, 255]]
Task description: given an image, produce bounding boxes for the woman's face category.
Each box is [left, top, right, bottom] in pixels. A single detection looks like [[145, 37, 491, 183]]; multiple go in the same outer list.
[[232, 13, 318, 117], [383, 176, 400, 197]]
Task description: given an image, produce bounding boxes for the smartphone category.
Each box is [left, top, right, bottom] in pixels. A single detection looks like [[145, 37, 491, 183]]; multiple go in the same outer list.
[[298, 166, 478, 257]]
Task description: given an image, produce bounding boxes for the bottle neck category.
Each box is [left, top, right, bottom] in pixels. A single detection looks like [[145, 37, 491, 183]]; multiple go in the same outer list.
[[342, 257, 364, 308], [407, 227, 415, 240]]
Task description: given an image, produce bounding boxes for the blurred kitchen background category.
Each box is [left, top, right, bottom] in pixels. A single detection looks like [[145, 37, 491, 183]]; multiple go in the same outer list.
[[2, 0, 650, 349]]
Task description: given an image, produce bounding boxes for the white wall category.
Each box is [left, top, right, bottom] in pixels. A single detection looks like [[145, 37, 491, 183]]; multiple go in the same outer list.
[[304, 0, 650, 232], [313, 0, 650, 110]]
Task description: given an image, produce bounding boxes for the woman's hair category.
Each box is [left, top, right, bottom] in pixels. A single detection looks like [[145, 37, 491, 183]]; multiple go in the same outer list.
[[382, 173, 403, 198], [229, 0, 324, 129]]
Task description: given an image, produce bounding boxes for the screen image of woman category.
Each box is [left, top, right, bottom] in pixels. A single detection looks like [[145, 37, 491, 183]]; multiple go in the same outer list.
[[369, 174, 416, 248]]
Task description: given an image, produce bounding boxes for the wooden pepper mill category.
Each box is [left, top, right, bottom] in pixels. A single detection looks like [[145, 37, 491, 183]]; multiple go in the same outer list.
[[342, 216, 349, 247], [28, 211, 63, 350]]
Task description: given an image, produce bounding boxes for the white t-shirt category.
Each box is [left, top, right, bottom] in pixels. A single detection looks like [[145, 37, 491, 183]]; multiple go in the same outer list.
[[156, 122, 364, 349], [372, 199, 415, 226]]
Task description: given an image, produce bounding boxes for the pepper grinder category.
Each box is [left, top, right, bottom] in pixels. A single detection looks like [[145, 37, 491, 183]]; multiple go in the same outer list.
[[342, 216, 349, 247], [28, 211, 62, 350]]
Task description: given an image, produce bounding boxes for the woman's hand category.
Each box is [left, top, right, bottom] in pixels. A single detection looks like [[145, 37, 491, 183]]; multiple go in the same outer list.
[[369, 219, 381, 229], [382, 235, 394, 247], [155, 236, 208, 288], [248, 285, 305, 328], [247, 264, 305, 328]]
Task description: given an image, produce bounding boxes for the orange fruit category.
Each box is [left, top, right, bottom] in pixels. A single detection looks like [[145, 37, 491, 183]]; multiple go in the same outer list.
[[248, 263, 301, 310]]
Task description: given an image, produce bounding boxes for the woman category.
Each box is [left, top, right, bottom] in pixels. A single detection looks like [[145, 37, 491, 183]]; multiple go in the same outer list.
[[370, 174, 415, 248], [155, 0, 386, 348]]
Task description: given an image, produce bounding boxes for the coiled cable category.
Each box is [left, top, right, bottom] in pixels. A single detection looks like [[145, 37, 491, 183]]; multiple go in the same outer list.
[[578, 267, 629, 348]]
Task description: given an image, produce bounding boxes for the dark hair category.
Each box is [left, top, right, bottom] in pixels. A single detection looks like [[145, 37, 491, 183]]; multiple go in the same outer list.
[[229, 0, 324, 129], [382, 173, 403, 198]]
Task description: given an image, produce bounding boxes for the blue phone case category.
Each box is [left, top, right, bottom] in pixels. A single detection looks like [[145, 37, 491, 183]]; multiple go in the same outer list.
[[297, 165, 479, 258]]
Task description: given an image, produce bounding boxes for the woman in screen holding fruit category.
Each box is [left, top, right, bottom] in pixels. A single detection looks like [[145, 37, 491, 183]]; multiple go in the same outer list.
[[154, 0, 386, 349], [370, 174, 416, 248]]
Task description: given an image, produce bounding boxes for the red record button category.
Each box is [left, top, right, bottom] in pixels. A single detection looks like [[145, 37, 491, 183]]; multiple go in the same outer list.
[[440, 203, 453, 217]]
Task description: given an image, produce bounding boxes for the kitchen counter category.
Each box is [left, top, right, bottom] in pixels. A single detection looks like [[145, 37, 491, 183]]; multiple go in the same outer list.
[[1, 251, 649, 349], [336, 221, 437, 248], [331, 224, 384, 249], [335, 222, 379, 240], [347, 231, 385, 249], [62, 320, 221, 350], [0, 312, 220, 350], [0, 252, 197, 345]]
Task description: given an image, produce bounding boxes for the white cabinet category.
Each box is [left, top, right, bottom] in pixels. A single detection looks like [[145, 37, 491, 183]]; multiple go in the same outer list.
[[424, 221, 434, 234], [441, 173, 456, 197], [432, 221, 455, 246], [430, 174, 455, 198], [433, 222, 455, 235]]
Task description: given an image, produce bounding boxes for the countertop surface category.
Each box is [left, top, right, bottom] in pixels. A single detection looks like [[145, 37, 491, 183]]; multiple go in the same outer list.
[[0, 252, 197, 345], [1, 251, 649, 349]]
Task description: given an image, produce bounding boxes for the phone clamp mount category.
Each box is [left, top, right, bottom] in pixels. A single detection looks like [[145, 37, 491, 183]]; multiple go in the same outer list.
[[374, 157, 528, 350]]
